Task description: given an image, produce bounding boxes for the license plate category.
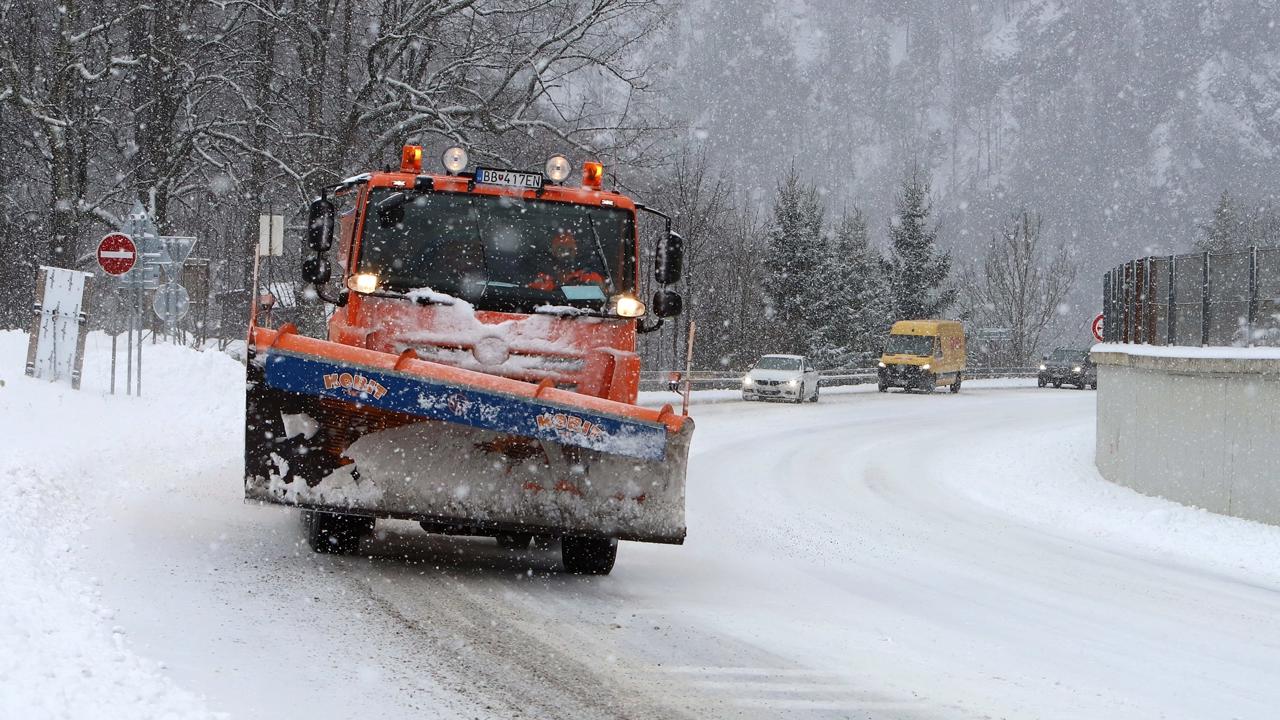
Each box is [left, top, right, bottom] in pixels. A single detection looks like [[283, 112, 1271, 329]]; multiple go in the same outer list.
[[475, 167, 543, 189]]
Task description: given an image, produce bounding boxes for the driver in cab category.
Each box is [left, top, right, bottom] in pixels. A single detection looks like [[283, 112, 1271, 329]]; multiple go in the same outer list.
[[529, 230, 607, 292]]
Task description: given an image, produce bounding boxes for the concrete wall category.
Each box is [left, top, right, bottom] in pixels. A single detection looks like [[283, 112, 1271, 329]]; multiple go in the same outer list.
[[1094, 348, 1280, 525]]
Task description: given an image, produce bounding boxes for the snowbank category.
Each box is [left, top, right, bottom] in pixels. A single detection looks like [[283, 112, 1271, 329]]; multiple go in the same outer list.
[[950, 413, 1280, 582], [0, 330, 234, 719], [1092, 342, 1280, 360]]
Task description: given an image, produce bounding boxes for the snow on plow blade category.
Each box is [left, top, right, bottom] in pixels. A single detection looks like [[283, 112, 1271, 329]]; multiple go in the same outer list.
[[244, 326, 692, 543]]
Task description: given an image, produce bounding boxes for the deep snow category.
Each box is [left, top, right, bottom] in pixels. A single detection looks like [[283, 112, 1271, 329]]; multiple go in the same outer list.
[[3, 330, 1280, 719]]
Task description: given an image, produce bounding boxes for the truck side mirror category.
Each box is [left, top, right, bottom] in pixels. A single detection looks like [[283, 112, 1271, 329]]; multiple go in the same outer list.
[[655, 230, 683, 285], [307, 197, 335, 252], [302, 256, 331, 284], [652, 289, 682, 318]]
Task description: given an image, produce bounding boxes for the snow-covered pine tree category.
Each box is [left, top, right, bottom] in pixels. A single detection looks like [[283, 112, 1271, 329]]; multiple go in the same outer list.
[[809, 208, 889, 368], [762, 168, 825, 355], [1196, 191, 1248, 253], [882, 171, 956, 320]]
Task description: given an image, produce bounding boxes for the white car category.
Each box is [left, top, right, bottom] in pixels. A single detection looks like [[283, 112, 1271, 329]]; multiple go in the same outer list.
[[741, 354, 820, 403]]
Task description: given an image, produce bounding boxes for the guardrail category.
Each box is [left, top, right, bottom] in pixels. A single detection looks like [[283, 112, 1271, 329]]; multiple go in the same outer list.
[[638, 367, 1038, 393]]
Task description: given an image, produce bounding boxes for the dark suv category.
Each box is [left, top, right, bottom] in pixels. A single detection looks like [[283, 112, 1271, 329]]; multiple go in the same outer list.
[[1038, 348, 1096, 389]]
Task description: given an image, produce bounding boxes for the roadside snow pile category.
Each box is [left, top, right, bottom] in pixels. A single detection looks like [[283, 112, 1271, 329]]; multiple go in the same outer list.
[[1092, 342, 1280, 360], [950, 414, 1280, 582], [0, 330, 235, 719]]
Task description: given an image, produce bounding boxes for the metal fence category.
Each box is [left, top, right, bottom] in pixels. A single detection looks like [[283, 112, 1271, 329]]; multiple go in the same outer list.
[[1103, 247, 1280, 346]]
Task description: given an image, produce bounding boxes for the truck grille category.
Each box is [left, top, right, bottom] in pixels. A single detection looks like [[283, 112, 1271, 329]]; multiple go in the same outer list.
[[403, 343, 585, 385]]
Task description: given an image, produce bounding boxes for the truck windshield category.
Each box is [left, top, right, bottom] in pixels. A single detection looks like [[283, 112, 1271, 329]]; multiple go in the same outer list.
[[885, 334, 934, 356], [357, 189, 636, 313], [754, 356, 801, 370]]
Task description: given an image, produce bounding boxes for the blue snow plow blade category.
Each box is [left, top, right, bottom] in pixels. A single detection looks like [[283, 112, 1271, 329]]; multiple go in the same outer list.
[[260, 348, 669, 461]]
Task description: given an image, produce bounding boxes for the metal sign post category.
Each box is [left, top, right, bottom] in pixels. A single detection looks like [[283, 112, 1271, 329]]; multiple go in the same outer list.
[[115, 201, 161, 395], [152, 235, 197, 340], [97, 233, 136, 394]]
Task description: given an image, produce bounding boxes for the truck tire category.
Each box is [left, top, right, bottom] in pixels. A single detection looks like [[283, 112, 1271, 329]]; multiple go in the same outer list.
[[561, 536, 617, 575], [810, 384, 820, 402], [950, 374, 962, 393], [922, 375, 936, 393], [1053, 381, 1062, 388], [878, 378, 888, 392], [303, 510, 373, 555], [496, 533, 533, 550], [1038, 377, 1046, 387]]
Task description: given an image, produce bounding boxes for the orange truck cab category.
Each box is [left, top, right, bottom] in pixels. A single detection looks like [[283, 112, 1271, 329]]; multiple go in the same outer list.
[[244, 145, 693, 575]]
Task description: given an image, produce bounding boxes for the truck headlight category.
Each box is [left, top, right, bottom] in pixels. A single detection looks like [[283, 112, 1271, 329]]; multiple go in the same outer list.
[[787, 379, 798, 386], [921, 363, 931, 371], [1072, 366, 1082, 373], [442, 146, 469, 174], [611, 293, 646, 318], [347, 272, 379, 294], [545, 155, 572, 183], [877, 361, 886, 368], [1039, 364, 1047, 371], [743, 377, 754, 386]]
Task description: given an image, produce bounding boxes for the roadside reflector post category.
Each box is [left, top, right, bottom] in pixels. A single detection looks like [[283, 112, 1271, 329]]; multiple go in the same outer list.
[[681, 321, 696, 416]]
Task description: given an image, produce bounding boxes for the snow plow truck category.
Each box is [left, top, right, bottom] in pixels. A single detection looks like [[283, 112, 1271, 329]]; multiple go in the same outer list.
[[245, 145, 691, 575]]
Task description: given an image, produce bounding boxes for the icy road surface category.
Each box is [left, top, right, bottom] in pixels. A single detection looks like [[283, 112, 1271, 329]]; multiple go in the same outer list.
[[4, 332, 1280, 719]]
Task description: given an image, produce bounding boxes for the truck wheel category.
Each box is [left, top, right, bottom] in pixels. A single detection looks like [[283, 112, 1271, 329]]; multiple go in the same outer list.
[[950, 374, 962, 393], [561, 536, 617, 575], [922, 375, 936, 393], [810, 384, 820, 402], [496, 533, 533, 550], [1053, 381, 1062, 389], [878, 379, 888, 392], [303, 510, 373, 555], [1038, 378, 1046, 387]]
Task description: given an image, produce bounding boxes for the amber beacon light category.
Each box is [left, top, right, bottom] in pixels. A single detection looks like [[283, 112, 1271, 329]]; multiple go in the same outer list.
[[582, 161, 604, 190], [400, 145, 423, 173]]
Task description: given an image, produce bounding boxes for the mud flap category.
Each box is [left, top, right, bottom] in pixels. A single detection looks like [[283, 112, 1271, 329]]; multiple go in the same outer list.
[[244, 337, 691, 544]]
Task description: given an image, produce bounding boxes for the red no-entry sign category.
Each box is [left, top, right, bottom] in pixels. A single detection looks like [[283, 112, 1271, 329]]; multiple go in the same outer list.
[[97, 233, 137, 276], [1091, 313, 1105, 342]]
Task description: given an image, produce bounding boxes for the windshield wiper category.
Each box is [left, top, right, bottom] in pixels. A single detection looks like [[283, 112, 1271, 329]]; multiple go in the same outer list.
[[469, 204, 495, 304], [585, 213, 615, 293]]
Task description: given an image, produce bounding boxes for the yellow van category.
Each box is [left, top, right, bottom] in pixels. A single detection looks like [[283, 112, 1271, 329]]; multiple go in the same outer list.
[[877, 320, 966, 393]]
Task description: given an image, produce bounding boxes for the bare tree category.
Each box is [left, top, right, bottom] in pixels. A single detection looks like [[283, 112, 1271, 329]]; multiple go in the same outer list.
[[961, 211, 1076, 365], [0, 0, 136, 267], [635, 143, 732, 369], [0, 0, 675, 333]]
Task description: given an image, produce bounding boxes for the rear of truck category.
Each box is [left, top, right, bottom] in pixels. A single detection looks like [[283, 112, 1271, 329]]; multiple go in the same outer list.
[[244, 146, 690, 574]]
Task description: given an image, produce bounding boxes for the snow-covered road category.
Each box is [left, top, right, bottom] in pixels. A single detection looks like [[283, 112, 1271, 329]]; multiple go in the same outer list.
[[5, 333, 1280, 719]]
